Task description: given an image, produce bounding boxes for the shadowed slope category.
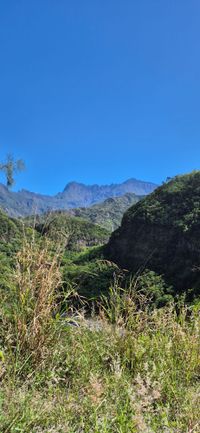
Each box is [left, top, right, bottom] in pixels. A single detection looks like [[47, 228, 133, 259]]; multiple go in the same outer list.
[[106, 171, 200, 296]]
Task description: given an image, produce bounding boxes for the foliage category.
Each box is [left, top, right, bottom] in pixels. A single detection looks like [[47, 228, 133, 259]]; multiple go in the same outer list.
[[61, 249, 174, 306], [34, 213, 110, 251], [61, 247, 122, 300], [125, 171, 200, 230], [107, 171, 200, 298], [0, 154, 25, 188], [0, 210, 199, 431], [70, 193, 141, 231], [135, 269, 174, 307], [0, 247, 199, 432]]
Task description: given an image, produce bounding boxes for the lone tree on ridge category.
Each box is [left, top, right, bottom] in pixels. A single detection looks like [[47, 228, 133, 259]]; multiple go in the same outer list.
[[0, 154, 25, 188]]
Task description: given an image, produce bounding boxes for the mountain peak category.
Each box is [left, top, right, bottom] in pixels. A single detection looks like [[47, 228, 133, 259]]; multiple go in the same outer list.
[[63, 178, 158, 191], [0, 177, 158, 217], [63, 181, 84, 191]]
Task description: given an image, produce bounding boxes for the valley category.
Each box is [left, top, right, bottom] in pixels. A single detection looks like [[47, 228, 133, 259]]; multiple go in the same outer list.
[[0, 172, 200, 432], [0, 178, 156, 217]]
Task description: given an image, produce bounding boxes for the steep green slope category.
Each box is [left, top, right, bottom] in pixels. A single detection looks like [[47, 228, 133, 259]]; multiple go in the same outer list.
[[25, 193, 142, 233], [0, 209, 36, 290], [0, 209, 25, 254], [106, 171, 200, 297], [34, 213, 110, 251], [69, 193, 142, 231], [0, 209, 110, 298]]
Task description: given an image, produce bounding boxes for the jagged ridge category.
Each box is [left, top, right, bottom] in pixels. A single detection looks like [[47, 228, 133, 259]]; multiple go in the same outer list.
[[0, 178, 157, 217]]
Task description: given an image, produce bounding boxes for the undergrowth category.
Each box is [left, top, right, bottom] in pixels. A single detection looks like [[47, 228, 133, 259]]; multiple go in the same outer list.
[[0, 240, 199, 433]]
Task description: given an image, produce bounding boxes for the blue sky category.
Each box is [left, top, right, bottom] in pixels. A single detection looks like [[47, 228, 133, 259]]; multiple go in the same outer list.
[[0, 1, 200, 194]]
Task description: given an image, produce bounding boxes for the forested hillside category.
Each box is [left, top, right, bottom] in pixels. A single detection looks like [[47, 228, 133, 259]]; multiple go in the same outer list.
[[106, 171, 200, 299], [69, 192, 141, 231], [0, 172, 200, 432]]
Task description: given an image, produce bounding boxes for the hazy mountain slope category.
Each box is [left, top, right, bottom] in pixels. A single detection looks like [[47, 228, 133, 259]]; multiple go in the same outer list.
[[0, 178, 157, 217], [0, 184, 60, 217], [69, 193, 142, 231], [106, 171, 200, 297], [60, 179, 157, 207], [26, 192, 142, 232]]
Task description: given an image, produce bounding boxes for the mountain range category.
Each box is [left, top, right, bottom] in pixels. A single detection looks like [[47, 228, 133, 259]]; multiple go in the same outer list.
[[0, 178, 157, 217]]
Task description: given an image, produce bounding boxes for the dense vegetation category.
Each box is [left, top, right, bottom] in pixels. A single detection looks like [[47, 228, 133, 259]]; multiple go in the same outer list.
[[0, 210, 37, 289], [107, 171, 200, 300], [0, 171, 200, 432], [0, 239, 199, 432], [34, 213, 110, 251], [69, 193, 141, 231]]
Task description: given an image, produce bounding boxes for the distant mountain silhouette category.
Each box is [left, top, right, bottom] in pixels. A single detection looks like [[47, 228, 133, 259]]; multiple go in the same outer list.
[[0, 178, 158, 217]]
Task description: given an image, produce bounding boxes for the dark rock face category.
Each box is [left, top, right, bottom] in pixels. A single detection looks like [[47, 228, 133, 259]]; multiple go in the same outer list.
[[0, 178, 157, 217], [106, 172, 200, 293]]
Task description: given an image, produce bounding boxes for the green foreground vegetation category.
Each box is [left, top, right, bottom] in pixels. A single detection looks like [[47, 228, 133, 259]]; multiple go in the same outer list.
[[0, 239, 200, 433], [0, 172, 200, 432]]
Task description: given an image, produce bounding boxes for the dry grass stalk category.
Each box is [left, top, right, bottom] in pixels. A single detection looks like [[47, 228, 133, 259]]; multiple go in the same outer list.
[[13, 239, 62, 360]]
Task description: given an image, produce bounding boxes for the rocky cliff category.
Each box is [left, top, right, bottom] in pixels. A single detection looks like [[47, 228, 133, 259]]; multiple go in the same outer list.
[[106, 172, 200, 295]]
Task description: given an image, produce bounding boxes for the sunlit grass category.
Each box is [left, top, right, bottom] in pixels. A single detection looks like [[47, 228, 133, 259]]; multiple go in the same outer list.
[[0, 241, 199, 432]]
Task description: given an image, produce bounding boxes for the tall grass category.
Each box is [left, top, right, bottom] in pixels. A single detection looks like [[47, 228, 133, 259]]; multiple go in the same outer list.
[[0, 238, 63, 370], [0, 241, 199, 432]]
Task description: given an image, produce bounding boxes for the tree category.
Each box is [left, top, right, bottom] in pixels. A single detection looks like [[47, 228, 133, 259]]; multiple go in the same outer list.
[[0, 154, 25, 188]]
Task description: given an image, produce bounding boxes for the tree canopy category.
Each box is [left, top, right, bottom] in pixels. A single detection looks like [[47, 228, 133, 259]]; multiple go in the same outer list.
[[0, 154, 25, 187]]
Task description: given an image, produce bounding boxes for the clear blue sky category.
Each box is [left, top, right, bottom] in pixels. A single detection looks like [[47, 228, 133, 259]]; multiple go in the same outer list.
[[0, 0, 200, 194]]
